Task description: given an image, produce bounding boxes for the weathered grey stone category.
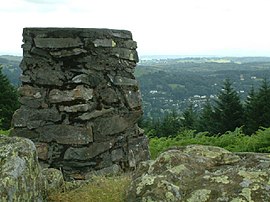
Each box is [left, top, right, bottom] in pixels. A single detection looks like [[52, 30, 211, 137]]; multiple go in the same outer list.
[[78, 108, 114, 121], [93, 111, 142, 138], [95, 151, 113, 169], [64, 140, 114, 160], [71, 73, 106, 87], [123, 40, 137, 49], [128, 135, 150, 168], [98, 87, 120, 105], [37, 124, 93, 144], [126, 145, 270, 202], [29, 66, 65, 86], [71, 74, 89, 84], [34, 37, 83, 48], [59, 103, 94, 113], [0, 135, 47, 201], [49, 85, 93, 103], [112, 48, 139, 62], [36, 142, 49, 161], [18, 85, 44, 98], [20, 74, 31, 83], [12, 106, 61, 129], [10, 127, 40, 140], [50, 48, 87, 58], [42, 168, 64, 194], [19, 97, 46, 109], [92, 38, 117, 47], [108, 75, 137, 86], [18, 85, 46, 108], [30, 47, 52, 59], [86, 164, 122, 179], [111, 148, 124, 162], [111, 30, 132, 39], [123, 88, 142, 109]]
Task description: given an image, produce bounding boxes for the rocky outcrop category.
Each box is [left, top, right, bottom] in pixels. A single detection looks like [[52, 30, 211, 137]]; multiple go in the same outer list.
[[0, 135, 47, 201], [11, 28, 149, 180], [126, 145, 270, 202]]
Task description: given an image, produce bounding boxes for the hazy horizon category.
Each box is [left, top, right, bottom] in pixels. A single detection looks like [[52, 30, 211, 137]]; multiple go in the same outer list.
[[2, 52, 270, 59], [1, 0, 270, 58]]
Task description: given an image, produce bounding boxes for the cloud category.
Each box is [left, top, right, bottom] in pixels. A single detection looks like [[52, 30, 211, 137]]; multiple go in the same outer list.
[[23, 0, 69, 4]]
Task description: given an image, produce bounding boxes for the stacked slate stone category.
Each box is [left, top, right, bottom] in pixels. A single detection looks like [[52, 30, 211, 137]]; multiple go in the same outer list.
[[11, 28, 149, 180]]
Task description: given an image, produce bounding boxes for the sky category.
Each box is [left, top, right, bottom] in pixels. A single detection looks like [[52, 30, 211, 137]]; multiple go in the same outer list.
[[1, 0, 270, 57]]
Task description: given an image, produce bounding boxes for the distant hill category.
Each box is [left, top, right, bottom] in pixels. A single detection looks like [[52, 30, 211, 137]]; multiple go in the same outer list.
[[0, 55, 22, 87], [136, 57, 270, 118], [2, 55, 270, 119]]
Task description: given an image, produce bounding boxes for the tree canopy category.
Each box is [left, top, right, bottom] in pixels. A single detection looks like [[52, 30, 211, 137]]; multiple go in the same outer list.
[[0, 65, 19, 130]]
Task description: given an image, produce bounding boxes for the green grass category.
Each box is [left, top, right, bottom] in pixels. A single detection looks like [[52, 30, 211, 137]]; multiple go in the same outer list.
[[48, 175, 131, 202]]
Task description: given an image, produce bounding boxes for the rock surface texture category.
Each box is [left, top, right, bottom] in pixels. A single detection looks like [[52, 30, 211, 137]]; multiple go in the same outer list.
[[0, 135, 47, 201], [126, 145, 270, 202], [11, 28, 149, 180]]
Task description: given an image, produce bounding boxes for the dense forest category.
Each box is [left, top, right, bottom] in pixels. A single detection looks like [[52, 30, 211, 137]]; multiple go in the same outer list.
[[141, 78, 270, 136]]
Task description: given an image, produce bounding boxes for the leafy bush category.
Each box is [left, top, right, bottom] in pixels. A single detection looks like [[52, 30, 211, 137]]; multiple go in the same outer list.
[[148, 127, 270, 159], [0, 129, 10, 136], [250, 127, 270, 152]]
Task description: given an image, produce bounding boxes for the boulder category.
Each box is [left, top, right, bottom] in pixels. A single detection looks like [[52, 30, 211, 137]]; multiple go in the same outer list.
[[0, 135, 47, 201], [42, 168, 64, 194], [126, 145, 270, 202]]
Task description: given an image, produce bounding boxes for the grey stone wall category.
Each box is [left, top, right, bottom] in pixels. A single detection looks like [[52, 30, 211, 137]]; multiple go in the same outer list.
[[11, 28, 149, 180]]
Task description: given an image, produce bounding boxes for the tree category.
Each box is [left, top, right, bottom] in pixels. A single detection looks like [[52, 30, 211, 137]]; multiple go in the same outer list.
[[197, 99, 215, 133], [244, 86, 259, 135], [181, 104, 198, 130], [244, 79, 270, 134], [0, 65, 19, 130], [213, 79, 244, 134], [154, 110, 181, 137], [256, 79, 270, 127]]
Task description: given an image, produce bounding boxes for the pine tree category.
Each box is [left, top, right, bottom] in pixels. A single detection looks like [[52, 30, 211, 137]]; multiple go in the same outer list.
[[158, 110, 182, 137], [256, 79, 270, 127], [197, 99, 215, 133], [0, 65, 19, 130], [244, 79, 270, 135], [213, 79, 244, 134], [181, 104, 198, 130], [244, 86, 259, 135]]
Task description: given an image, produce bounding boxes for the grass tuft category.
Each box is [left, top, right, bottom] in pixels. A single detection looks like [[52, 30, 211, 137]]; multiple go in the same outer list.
[[48, 174, 131, 202]]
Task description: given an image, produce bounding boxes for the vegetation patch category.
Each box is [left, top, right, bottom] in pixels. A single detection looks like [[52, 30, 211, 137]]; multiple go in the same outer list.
[[0, 129, 10, 136], [148, 127, 270, 159], [48, 175, 131, 202]]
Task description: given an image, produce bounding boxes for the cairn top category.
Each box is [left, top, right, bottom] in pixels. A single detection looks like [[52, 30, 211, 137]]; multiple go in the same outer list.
[[23, 27, 133, 39]]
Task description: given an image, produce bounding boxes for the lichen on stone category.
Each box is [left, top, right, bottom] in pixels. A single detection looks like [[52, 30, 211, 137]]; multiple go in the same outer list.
[[126, 145, 270, 202], [187, 189, 211, 202]]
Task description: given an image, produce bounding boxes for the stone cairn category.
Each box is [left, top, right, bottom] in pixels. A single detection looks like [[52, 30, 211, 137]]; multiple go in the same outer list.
[[11, 28, 150, 180]]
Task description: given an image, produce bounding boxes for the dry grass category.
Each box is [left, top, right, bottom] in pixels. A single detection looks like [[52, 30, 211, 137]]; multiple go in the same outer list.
[[48, 174, 131, 202]]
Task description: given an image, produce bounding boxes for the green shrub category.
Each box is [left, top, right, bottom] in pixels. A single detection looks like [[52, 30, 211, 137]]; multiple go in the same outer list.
[[0, 129, 10, 136], [148, 127, 270, 159], [250, 127, 270, 152]]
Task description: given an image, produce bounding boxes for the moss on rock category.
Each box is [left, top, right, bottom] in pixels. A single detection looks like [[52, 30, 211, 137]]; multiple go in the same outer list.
[[0, 135, 47, 201], [126, 145, 270, 202]]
